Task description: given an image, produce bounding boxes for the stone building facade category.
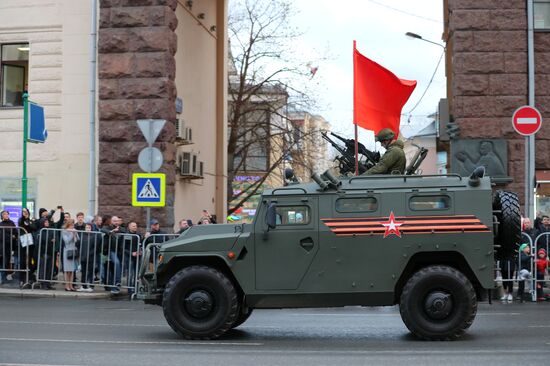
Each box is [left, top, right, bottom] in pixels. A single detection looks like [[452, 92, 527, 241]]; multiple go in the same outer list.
[[444, 0, 550, 213], [98, 0, 179, 226], [0, 0, 228, 229], [98, 0, 228, 228]]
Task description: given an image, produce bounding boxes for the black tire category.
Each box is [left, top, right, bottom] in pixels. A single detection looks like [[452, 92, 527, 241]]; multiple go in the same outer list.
[[231, 308, 253, 329], [162, 265, 239, 340], [399, 265, 477, 341], [493, 190, 521, 260]]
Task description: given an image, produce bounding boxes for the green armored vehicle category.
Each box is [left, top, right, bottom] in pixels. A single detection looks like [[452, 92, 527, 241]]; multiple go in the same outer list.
[[138, 167, 520, 341]]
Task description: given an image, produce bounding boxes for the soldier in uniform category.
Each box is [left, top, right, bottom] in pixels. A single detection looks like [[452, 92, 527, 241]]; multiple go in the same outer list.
[[363, 128, 406, 175]]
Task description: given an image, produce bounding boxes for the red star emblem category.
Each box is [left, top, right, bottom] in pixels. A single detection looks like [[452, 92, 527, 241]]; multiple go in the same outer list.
[[381, 211, 403, 238]]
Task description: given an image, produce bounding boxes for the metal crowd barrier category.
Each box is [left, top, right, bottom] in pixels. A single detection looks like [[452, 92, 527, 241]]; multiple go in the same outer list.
[[32, 228, 179, 295], [496, 232, 550, 302], [137, 233, 180, 298], [533, 232, 550, 301], [0, 227, 31, 288], [142, 233, 179, 270]]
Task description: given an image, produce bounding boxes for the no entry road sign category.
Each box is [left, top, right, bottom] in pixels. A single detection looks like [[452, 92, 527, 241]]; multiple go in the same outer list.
[[512, 106, 542, 136], [132, 173, 165, 207]]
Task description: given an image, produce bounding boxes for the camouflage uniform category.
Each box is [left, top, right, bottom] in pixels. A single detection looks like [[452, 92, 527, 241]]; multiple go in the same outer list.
[[364, 139, 406, 175]]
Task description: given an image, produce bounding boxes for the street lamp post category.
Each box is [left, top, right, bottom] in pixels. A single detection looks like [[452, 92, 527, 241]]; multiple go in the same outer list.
[[405, 32, 445, 49], [403, 32, 446, 117]]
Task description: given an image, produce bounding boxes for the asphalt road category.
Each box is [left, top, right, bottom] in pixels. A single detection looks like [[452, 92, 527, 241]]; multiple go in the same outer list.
[[0, 298, 549, 366]]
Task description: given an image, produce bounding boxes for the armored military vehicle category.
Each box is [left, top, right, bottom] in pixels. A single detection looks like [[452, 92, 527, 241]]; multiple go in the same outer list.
[[138, 167, 520, 341]]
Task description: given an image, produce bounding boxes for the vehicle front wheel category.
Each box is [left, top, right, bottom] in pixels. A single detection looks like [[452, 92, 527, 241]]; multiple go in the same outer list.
[[162, 265, 239, 339], [232, 308, 253, 329], [399, 265, 477, 341]]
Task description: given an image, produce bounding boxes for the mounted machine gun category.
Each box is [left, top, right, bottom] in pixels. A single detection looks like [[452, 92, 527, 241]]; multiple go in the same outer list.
[[321, 131, 380, 175]]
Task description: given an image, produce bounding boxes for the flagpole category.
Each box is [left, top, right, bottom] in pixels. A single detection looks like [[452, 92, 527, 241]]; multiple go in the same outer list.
[[353, 40, 359, 176]]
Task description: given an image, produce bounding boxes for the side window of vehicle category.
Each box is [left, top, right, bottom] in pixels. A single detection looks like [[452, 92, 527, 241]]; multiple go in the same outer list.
[[335, 197, 378, 212], [275, 206, 310, 225], [409, 195, 451, 211]]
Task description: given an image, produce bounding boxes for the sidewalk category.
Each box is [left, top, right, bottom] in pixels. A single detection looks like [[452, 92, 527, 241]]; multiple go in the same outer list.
[[0, 278, 122, 299]]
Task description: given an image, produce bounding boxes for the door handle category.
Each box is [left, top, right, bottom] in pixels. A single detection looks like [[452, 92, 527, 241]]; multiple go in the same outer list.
[[300, 237, 314, 252]]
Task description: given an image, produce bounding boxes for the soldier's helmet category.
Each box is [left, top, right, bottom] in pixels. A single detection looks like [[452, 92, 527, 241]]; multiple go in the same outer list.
[[375, 128, 395, 142]]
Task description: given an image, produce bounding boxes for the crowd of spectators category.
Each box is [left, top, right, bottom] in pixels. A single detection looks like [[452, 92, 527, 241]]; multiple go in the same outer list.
[[0, 206, 218, 294], [507, 213, 550, 302]]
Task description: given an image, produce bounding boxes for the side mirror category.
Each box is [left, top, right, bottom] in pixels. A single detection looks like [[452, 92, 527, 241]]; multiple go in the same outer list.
[[266, 203, 277, 230]]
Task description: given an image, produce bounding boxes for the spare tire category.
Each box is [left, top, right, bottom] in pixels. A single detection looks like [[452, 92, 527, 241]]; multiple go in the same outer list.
[[492, 190, 521, 260]]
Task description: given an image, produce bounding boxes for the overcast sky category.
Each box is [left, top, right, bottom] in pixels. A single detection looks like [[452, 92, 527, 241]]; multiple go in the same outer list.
[[290, 0, 445, 144]]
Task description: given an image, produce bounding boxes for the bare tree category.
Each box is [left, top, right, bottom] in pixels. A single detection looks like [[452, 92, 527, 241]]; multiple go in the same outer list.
[[227, 0, 321, 215]]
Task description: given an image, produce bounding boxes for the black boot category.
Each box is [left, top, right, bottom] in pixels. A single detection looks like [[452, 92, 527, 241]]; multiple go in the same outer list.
[[518, 282, 525, 303]]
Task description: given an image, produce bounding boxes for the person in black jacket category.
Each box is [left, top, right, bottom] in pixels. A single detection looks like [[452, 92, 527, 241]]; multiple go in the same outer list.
[[536, 215, 550, 251], [522, 218, 539, 242], [74, 212, 86, 231], [100, 215, 123, 294], [78, 223, 102, 292], [176, 219, 193, 235], [0, 210, 18, 286], [35, 218, 57, 289], [18, 208, 37, 285], [144, 218, 170, 270], [124, 221, 142, 294]]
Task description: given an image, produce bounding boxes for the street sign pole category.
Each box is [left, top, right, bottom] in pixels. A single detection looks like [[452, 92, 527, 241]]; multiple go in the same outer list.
[[527, 0, 535, 221], [136, 119, 166, 232], [512, 105, 541, 220], [146, 122, 153, 233], [22, 93, 29, 210], [528, 135, 535, 220]]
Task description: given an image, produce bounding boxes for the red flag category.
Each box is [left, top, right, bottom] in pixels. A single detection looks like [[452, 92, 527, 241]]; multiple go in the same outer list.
[[353, 43, 417, 136]]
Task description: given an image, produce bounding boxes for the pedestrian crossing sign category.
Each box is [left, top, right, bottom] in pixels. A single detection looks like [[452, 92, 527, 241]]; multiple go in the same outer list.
[[132, 173, 165, 207]]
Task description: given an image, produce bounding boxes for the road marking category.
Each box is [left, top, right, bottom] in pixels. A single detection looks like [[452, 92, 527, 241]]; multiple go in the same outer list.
[[288, 312, 520, 317], [0, 337, 263, 347]]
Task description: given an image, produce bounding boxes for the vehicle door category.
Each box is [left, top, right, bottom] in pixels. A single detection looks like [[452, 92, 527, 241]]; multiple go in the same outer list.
[[255, 197, 319, 290]]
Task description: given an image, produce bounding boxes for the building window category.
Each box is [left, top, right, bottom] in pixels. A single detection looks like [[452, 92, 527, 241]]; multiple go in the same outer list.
[[233, 109, 270, 172], [409, 195, 451, 211], [535, 1, 550, 29], [335, 197, 378, 212], [1, 43, 29, 107]]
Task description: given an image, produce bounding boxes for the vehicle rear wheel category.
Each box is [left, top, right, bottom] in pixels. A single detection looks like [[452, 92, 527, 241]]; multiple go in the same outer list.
[[232, 308, 253, 329], [399, 265, 477, 341], [493, 190, 521, 260], [162, 265, 239, 339]]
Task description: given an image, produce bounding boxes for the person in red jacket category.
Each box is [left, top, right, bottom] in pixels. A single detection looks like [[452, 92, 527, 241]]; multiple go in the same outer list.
[[535, 248, 550, 301]]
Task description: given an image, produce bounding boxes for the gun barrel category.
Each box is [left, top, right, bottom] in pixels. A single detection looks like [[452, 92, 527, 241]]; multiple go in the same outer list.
[[330, 131, 348, 143]]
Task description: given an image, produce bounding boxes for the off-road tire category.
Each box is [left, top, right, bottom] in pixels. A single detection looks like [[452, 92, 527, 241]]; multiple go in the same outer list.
[[231, 308, 253, 329], [399, 265, 477, 341], [493, 190, 521, 260], [162, 265, 239, 340]]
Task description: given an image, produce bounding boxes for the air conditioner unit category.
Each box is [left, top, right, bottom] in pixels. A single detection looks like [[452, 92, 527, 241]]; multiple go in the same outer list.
[[198, 161, 204, 178], [184, 127, 193, 142], [180, 152, 192, 176], [176, 120, 193, 143], [191, 153, 198, 176], [175, 119, 184, 138]]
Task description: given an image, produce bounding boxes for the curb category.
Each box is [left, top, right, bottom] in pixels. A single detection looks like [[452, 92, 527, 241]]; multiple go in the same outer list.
[[0, 288, 114, 299]]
